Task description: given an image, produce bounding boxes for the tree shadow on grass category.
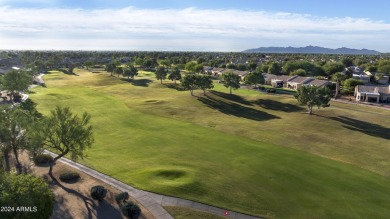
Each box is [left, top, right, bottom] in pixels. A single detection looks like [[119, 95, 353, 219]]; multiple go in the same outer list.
[[197, 95, 280, 121], [120, 78, 153, 87], [164, 83, 185, 91], [330, 116, 390, 140], [58, 69, 79, 76], [253, 99, 304, 113], [48, 174, 122, 219], [209, 90, 253, 106]]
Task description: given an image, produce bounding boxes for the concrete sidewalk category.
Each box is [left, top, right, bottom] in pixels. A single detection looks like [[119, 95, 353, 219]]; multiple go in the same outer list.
[[45, 150, 262, 219]]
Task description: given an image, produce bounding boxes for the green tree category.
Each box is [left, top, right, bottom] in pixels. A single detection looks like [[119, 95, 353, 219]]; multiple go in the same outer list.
[[2, 70, 31, 103], [168, 68, 182, 84], [159, 60, 171, 68], [185, 62, 197, 73], [114, 67, 123, 78], [198, 75, 214, 95], [341, 57, 354, 67], [268, 62, 282, 75], [123, 66, 138, 80], [244, 72, 264, 88], [332, 72, 346, 99], [343, 78, 365, 92], [0, 174, 53, 219], [378, 65, 390, 75], [68, 62, 75, 74], [0, 107, 35, 174], [39, 106, 94, 176], [194, 64, 204, 74], [294, 86, 331, 115], [155, 66, 167, 84], [221, 71, 240, 95], [290, 69, 307, 76], [323, 62, 344, 76], [181, 74, 198, 96], [84, 61, 94, 70], [377, 60, 390, 74], [105, 63, 116, 77]]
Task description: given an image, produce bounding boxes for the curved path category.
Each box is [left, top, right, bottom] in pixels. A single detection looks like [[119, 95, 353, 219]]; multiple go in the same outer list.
[[44, 150, 262, 219]]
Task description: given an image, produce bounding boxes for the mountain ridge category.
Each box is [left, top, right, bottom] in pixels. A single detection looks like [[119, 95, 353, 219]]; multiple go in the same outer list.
[[243, 46, 381, 55]]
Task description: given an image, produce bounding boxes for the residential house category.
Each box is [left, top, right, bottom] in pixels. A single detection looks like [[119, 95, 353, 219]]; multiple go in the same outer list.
[[264, 74, 295, 87], [287, 76, 314, 90], [354, 85, 390, 103], [231, 70, 249, 80], [352, 74, 371, 84], [203, 66, 214, 74]]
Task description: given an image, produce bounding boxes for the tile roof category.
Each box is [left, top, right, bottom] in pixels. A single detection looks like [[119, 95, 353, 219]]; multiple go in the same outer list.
[[306, 79, 330, 87], [357, 85, 390, 94]]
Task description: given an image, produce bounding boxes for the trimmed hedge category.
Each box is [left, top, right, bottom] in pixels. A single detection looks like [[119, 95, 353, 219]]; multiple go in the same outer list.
[[115, 192, 129, 205], [91, 185, 107, 201], [34, 154, 53, 165], [59, 171, 80, 182], [121, 201, 141, 219]]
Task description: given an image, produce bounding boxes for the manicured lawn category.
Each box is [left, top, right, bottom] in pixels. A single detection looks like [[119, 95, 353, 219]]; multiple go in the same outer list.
[[30, 69, 390, 218]]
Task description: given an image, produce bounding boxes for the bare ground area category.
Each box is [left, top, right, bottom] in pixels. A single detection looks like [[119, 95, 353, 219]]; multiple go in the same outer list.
[[14, 152, 154, 219]]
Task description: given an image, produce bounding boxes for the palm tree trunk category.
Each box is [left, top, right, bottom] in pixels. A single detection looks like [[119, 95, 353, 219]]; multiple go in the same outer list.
[[335, 80, 340, 99]]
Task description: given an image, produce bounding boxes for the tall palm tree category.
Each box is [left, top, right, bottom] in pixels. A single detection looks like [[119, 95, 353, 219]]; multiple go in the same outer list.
[[332, 72, 345, 99]]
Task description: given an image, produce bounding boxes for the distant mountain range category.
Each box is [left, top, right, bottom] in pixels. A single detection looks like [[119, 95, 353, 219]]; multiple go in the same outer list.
[[243, 46, 381, 55]]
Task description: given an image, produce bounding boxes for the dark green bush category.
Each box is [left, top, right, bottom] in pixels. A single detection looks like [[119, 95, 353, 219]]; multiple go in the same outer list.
[[91, 185, 107, 201], [115, 192, 129, 204], [266, 88, 276, 93], [59, 171, 80, 182], [0, 174, 53, 219], [34, 154, 53, 165], [121, 201, 141, 219]]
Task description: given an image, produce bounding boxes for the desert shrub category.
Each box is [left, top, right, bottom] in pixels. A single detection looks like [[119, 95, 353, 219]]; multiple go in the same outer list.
[[34, 154, 53, 165], [59, 171, 80, 182], [115, 192, 129, 204], [121, 201, 141, 219], [90, 185, 107, 201]]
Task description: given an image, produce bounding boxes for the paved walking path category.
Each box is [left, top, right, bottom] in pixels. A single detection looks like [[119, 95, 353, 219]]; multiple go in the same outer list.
[[44, 150, 262, 219]]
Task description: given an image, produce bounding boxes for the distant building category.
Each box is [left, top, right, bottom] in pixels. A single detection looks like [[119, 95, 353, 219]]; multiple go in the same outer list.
[[264, 74, 330, 89], [354, 85, 390, 103]]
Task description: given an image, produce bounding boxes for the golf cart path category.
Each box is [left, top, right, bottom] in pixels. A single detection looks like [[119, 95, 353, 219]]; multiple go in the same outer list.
[[44, 151, 261, 219]]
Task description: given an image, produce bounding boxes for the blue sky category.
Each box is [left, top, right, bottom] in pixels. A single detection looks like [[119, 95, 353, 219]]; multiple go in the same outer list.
[[1, 0, 390, 51]]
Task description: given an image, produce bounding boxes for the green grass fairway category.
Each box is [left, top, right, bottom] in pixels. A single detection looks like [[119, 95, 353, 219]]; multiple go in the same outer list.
[[30, 69, 390, 218]]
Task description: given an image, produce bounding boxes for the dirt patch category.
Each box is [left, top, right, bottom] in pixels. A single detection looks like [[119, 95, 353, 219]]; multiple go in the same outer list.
[[18, 152, 154, 219]]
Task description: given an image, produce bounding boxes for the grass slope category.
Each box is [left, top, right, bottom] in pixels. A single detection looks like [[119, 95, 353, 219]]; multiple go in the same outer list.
[[30, 69, 390, 218]]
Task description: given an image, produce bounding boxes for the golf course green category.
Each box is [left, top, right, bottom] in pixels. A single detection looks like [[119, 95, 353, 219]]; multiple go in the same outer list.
[[30, 69, 390, 218]]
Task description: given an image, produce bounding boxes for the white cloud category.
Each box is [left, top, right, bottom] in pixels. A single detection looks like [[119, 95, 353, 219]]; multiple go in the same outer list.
[[0, 6, 389, 51]]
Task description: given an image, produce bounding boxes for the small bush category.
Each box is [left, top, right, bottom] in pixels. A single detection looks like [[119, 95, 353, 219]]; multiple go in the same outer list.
[[34, 154, 53, 165], [91, 185, 107, 201], [115, 192, 129, 205], [121, 201, 141, 219], [59, 171, 80, 182], [266, 88, 276, 93]]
